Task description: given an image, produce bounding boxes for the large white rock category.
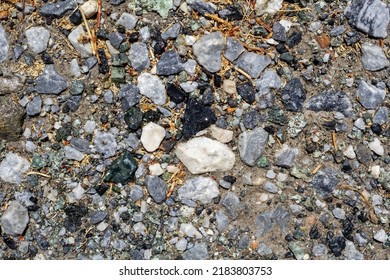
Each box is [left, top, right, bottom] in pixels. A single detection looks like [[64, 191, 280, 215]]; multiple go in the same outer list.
[[255, 0, 284, 16], [177, 176, 219, 204], [175, 137, 235, 174], [0, 153, 30, 185], [368, 138, 384, 156], [25, 26, 50, 54], [140, 122, 166, 152]]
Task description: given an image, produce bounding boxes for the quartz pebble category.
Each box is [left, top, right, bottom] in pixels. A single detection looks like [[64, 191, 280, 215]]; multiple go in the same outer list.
[[140, 122, 165, 152]]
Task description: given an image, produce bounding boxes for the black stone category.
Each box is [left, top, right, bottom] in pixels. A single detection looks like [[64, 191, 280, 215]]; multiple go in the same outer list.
[[104, 150, 138, 184], [342, 220, 354, 240], [281, 78, 306, 112], [167, 83, 187, 104], [276, 43, 288, 54], [327, 235, 346, 257], [218, 5, 243, 21], [223, 175, 236, 184], [189, 0, 216, 16], [63, 204, 88, 232], [96, 29, 109, 40], [182, 98, 217, 139], [371, 123, 383, 135], [214, 74, 222, 88], [272, 22, 287, 42], [143, 110, 161, 123], [66, 95, 82, 112], [69, 9, 82, 25], [98, 49, 109, 75], [287, 31, 302, 48], [280, 52, 295, 64], [124, 107, 143, 131], [95, 184, 109, 196], [309, 225, 321, 239], [237, 81, 256, 104], [306, 90, 352, 117], [110, 0, 125, 6], [3, 237, 17, 250], [128, 32, 139, 43], [41, 51, 53, 64]]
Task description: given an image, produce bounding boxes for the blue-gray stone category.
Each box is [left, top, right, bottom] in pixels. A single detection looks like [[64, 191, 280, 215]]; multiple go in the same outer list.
[[188, 0, 216, 16], [108, 32, 126, 49], [238, 127, 269, 166], [235, 52, 271, 78], [156, 50, 184, 76], [215, 209, 229, 232], [25, 27, 50, 54], [272, 205, 290, 233], [281, 78, 306, 112], [1, 201, 29, 236], [275, 146, 298, 168], [0, 24, 9, 64], [119, 83, 141, 111], [90, 211, 107, 224], [272, 22, 287, 42], [312, 169, 340, 197], [182, 242, 209, 260], [255, 211, 273, 237], [161, 23, 181, 40], [70, 80, 85, 96], [263, 181, 278, 193], [373, 107, 388, 125], [116, 13, 138, 30], [242, 110, 260, 129], [70, 138, 91, 154], [257, 243, 273, 256], [306, 90, 353, 117], [35, 65, 68, 95], [224, 37, 245, 62], [356, 81, 385, 109], [26, 96, 42, 116], [40, 0, 77, 18], [330, 25, 346, 37], [221, 192, 241, 220], [193, 32, 224, 73], [361, 43, 390, 71], [130, 185, 144, 201], [129, 42, 150, 72], [145, 176, 167, 204]]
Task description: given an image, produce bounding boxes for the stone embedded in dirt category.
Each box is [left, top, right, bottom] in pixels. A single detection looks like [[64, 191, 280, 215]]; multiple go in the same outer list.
[[167, 83, 187, 104], [238, 127, 269, 166], [145, 175, 167, 204], [237, 81, 256, 104], [80, 0, 98, 19], [306, 90, 353, 117], [355, 143, 373, 165], [177, 176, 219, 204], [175, 137, 235, 174], [70, 138, 91, 154], [356, 81, 385, 110], [192, 31, 225, 73], [0, 75, 25, 94], [188, 0, 216, 16], [243, 110, 260, 129], [224, 37, 245, 62], [26, 96, 42, 116], [312, 169, 340, 197], [182, 242, 209, 260], [344, 0, 389, 38], [161, 23, 181, 40], [255, 69, 282, 108], [129, 42, 150, 72], [64, 146, 85, 161], [361, 43, 390, 71], [255, 0, 283, 16], [221, 191, 241, 220], [272, 205, 291, 233], [1, 201, 29, 236], [255, 211, 273, 237], [25, 27, 50, 54], [275, 145, 299, 168], [40, 0, 77, 18], [104, 150, 138, 184], [209, 125, 233, 143], [235, 52, 271, 79], [182, 98, 217, 138], [272, 22, 287, 42], [94, 131, 117, 158], [281, 78, 306, 112], [0, 96, 25, 141], [35, 65, 68, 95], [368, 138, 384, 156], [180, 223, 202, 239], [156, 50, 184, 76], [140, 122, 166, 152], [116, 13, 138, 30], [137, 73, 166, 105], [124, 107, 143, 131], [119, 83, 141, 111], [0, 153, 30, 185], [373, 107, 389, 125], [68, 25, 93, 58], [0, 23, 9, 63], [215, 209, 229, 232], [218, 5, 243, 21]]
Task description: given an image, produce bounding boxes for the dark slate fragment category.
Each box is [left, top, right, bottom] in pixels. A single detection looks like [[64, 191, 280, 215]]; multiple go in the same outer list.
[[97, 49, 109, 74], [69, 9, 82, 25], [156, 50, 184, 76], [281, 78, 306, 112], [218, 5, 243, 21], [63, 204, 88, 233], [107, 32, 126, 49], [237, 81, 256, 104], [40, 0, 77, 18], [182, 98, 217, 138], [272, 22, 287, 42], [35, 65, 68, 95], [119, 83, 141, 111], [65, 95, 82, 112], [306, 90, 353, 117], [110, 0, 125, 5], [243, 110, 260, 129], [189, 0, 216, 16], [104, 150, 138, 184], [355, 143, 372, 166], [124, 107, 143, 130], [287, 31, 302, 48]]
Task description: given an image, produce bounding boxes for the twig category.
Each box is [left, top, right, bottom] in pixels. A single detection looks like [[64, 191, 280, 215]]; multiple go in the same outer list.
[[27, 171, 51, 178], [233, 66, 254, 85], [79, 7, 96, 55], [332, 131, 337, 150], [311, 164, 322, 174], [97, 0, 102, 29]]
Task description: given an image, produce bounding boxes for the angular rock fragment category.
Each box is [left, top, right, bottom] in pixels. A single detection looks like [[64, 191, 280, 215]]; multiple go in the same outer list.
[[224, 37, 245, 62], [0, 96, 25, 141], [35, 65, 68, 95], [145, 175, 167, 203], [25, 27, 50, 54], [140, 122, 165, 152], [281, 78, 306, 112], [68, 25, 93, 58], [312, 169, 340, 197], [129, 42, 150, 72], [0, 75, 25, 94], [177, 176, 219, 204], [306, 90, 353, 117], [235, 52, 271, 79], [40, 0, 77, 18], [104, 151, 138, 184], [1, 201, 29, 236], [356, 81, 385, 109], [0, 24, 9, 63], [156, 50, 184, 76], [361, 43, 390, 71], [137, 73, 166, 105], [193, 32, 224, 73], [238, 127, 269, 166], [182, 98, 216, 138], [0, 153, 30, 185]]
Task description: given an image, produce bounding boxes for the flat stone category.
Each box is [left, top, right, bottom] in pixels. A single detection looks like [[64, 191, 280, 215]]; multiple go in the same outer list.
[[145, 176, 167, 204], [40, 0, 77, 18], [116, 13, 138, 30], [140, 122, 165, 152], [68, 25, 93, 58], [64, 146, 85, 161], [345, 0, 389, 38], [255, 0, 283, 16], [235, 52, 271, 78], [137, 73, 166, 105], [182, 242, 209, 260], [343, 241, 364, 260], [356, 81, 385, 109], [312, 169, 340, 197], [221, 192, 241, 220], [80, 0, 98, 19], [281, 78, 306, 112], [373, 107, 388, 125], [130, 185, 144, 201], [182, 98, 216, 138], [35, 65, 68, 95], [224, 37, 245, 62], [215, 210, 229, 232], [0, 96, 25, 141], [332, 208, 346, 220], [0, 153, 30, 185], [288, 242, 305, 260], [0, 75, 25, 94], [255, 211, 273, 237], [26, 27, 50, 54], [1, 201, 29, 236], [263, 181, 278, 193], [272, 22, 287, 42], [209, 125, 233, 143], [129, 42, 150, 72], [0, 24, 8, 64], [237, 81, 256, 104], [373, 229, 387, 243], [104, 150, 138, 184], [161, 23, 181, 40], [306, 90, 353, 117], [90, 210, 107, 224], [255, 69, 283, 108], [355, 143, 373, 165], [143, 0, 173, 18], [361, 43, 390, 71], [368, 138, 384, 156], [238, 127, 269, 166], [257, 243, 273, 256], [94, 131, 117, 158], [156, 50, 184, 76], [275, 145, 298, 168], [175, 137, 235, 174], [243, 110, 260, 129], [192, 32, 225, 73], [177, 176, 219, 204], [119, 83, 141, 111], [107, 32, 125, 49], [70, 138, 91, 154], [26, 96, 42, 116]]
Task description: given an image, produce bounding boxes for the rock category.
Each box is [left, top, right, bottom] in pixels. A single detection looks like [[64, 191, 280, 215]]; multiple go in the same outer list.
[[0, 153, 30, 185], [84, 120, 96, 134], [235, 52, 271, 79], [35, 65, 68, 95], [243, 110, 259, 129], [368, 138, 384, 156], [345, 0, 389, 38], [255, 0, 283, 16], [68, 25, 93, 58], [224, 37, 245, 62], [119, 83, 141, 111], [40, 0, 77, 18], [90, 211, 107, 224], [343, 145, 356, 159], [129, 42, 150, 72], [94, 131, 117, 158], [188, 0, 216, 15], [288, 242, 305, 260], [116, 12, 138, 30], [80, 0, 98, 19], [137, 73, 166, 105], [237, 81, 256, 104], [140, 122, 165, 152], [255, 211, 272, 237], [288, 114, 307, 138], [275, 145, 298, 168], [26, 27, 50, 54], [182, 98, 216, 138], [332, 208, 346, 220], [263, 181, 278, 193], [306, 90, 353, 117], [70, 80, 84, 95], [104, 150, 138, 184], [145, 176, 167, 203], [272, 22, 287, 42], [330, 25, 346, 37], [257, 243, 273, 256], [175, 137, 235, 174], [343, 241, 364, 260], [215, 209, 229, 232], [143, 0, 173, 18], [156, 50, 184, 76], [209, 125, 233, 143], [0, 75, 25, 94], [272, 205, 290, 233], [221, 192, 241, 220], [361, 43, 390, 71], [167, 83, 187, 104], [193, 32, 225, 73], [70, 138, 91, 154], [356, 81, 385, 109], [312, 169, 339, 197], [0, 24, 8, 63], [312, 244, 328, 257], [182, 242, 209, 260], [238, 127, 269, 166], [355, 143, 373, 165], [1, 201, 29, 236], [26, 96, 42, 116], [223, 80, 236, 94], [130, 185, 144, 201], [124, 107, 143, 131], [177, 176, 219, 204], [373, 107, 388, 125], [64, 146, 85, 161], [373, 229, 387, 243], [161, 23, 181, 40], [180, 223, 202, 238], [281, 78, 306, 112], [255, 69, 282, 108]]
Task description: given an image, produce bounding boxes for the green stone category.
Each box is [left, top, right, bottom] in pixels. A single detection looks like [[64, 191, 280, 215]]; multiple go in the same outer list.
[[111, 53, 129, 66], [55, 124, 72, 142], [124, 107, 143, 130], [290, 166, 312, 183], [119, 43, 130, 53], [256, 156, 269, 168], [104, 150, 138, 184], [111, 67, 126, 83], [140, 0, 173, 18], [378, 172, 390, 191], [268, 106, 287, 125], [31, 153, 50, 170]]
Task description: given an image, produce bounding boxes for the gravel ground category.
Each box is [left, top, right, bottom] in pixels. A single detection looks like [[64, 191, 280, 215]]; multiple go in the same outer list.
[[0, 0, 389, 260]]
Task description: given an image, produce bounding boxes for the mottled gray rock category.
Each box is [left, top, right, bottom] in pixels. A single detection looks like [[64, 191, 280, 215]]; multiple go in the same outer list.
[[68, 25, 93, 58], [272, 205, 290, 233], [257, 243, 272, 256], [161, 23, 181, 40], [281, 78, 306, 112], [0, 153, 30, 185], [361, 43, 390, 71], [306, 90, 353, 117], [255, 211, 273, 237], [137, 73, 166, 105], [0, 24, 9, 64], [288, 242, 305, 260], [0, 75, 26, 94], [332, 208, 346, 220], [0, 97, 25, 141], [242, 110, 260, 129], [356, 81, 385, 109], [343, 241, 364, 260], [182, 242, 209, 260], [116, 13, 138, 30], [312, 169, 340, 197], [235, 52, 271, 78], [263, 181, 278, 193], [221, 192, 241, 220], [35, 65, 67, 95], [26, 96, 42, 116], [373, 229, 387, 243], [193, 32, 225, 73], [254, 69, 282, 108], [224, 37, 245, 62], [330, 25, 346, 37], [312, 244, 328, 257], [25, 27, 50, 54], [94, 131, 117, 158], [373, 107, 388, 125], [142, 0, 173, 18], [130, 185, 144, 201], [177, 176, 219, 204], [238, 127, 269, 166], [345, 0, 389, 38], [70, 138, 91, 154], [145, 176, 167, 203], [275, 145, 298, 168], [1, 201, 29, 236], [64, 146, 85, 161], [90, 211, 107, 224], [187, 0, 216, 15], [40, 0, 77, 18], [156, 50, 184, 76], [215, 209, 229, 232], [119, 83, 141, 111], [129, 42, 150, 72], [272, 22, 287, 42]]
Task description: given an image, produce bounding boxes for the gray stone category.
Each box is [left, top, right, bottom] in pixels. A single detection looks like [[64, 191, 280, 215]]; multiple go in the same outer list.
[[224, 37, 245, 62], [0, 153, 30, 185], [107, 32, 125, 49], [343, 241, 364, 260], [221, 192, 241, 220], [177, 176, 219, 204], [356, 81, 385, 109], [345, 0, 389, 38], [70, 80, 84, 96], [255, 211, 273, 237], [355, 232, 368, 247], [1, 201, 29, 236], [332, 208, 346, 220], [0, 75, 25, 94], [156, 50, 184, 76], [238, 127, 269, 166], [192, 32, 225, 73], [272, 205, 290, 233], [242, 110, 260, 129], [355, 143, 373, 165], [373, 107, 388, 125], [68, 25, 93, 58], [0, 24, 9, 64], [103, 90, 114, 104], [129, 42, 150, 72], [288, 242, 305, 260], [373, 229, 387, 243], [361, 43, 390, 71], [281, 78, 306, 112], [70, 58, 81, 77], [64, 146, 85, 161], [35, 65, 68, 95], [130, 185, 144, 201], [275, 145, 298, 168], [312, 244, 327, 257], [119, 83, 141, 111], [116, 13, 138, 30], [306, 90, 354, 117], [312, 169, 340, 197], [330, 25, 346, 37], [137, 73, 166, 105], [257, 243, 272, 256], [235, 52, 271, 78], [145, 176, 167, 203], [26, 96, 42, 116], [272, 22, 287, 42], [254, 69, 282, 108], [215, 209, 229, 232], [94, 131, 117, 158], [166, 217, 178, 232], [161, 23, 181, 40], [238, 235, 250, 249], [182, 242, 209, 260], [263, 181, 278, 193], [25, 27, 50, 54], [90, 211, 107, 224], [40, 0, 77, 18], [70, 138, 91, 154], [188, 0, 216, 15]]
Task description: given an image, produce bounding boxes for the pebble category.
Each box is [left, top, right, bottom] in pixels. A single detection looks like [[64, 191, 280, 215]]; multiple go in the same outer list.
[[119, 83, 141, 111], [243, 110, 260, 129], [221, 192, 241, 220], [156, 50, 184, 76], [137, 73, 166, 105], [281, 78, 306, 112], [116, 12, 138, 30], [0, 24, 8, 63], [237, 81, 256, 104], [0, 153, 30, 185], [209, 125, 233, 143], [35, 65, 68, 95], [238, 127, 269, 166], [64, 146, 85, 161], [192, 32, 225, 73], [263, 181, 278, 194], [332, 208, 346, 220], [312, 169, 340, 197], [1, 201, 29, 236], [180, 223, 202, 239], [343, 241, 364, 260], [70, 138, 91, 154], [224, 37, 245, 62], [356, 81, 385, 109], [26, 96, 42, 116], [94, 131, 117, 158], [361, 43, 390, 71], [0, 96, 25, 141], [272, 22, 287, 42], [312, 244, 328, 257], [175, 137, 235, 174], [275, 145, 298, 168], [145, 176, 167, 203], [330, 25, 346, 37], [0, 75, 25, 94], [182, 98, 216, 138], [182, 242, 209, 260], [70, 59, 81, 77], [255, 0, 283, 16], [140, 122, 165, 152], [373, 107, 388, 125], [25, 27, 50, 54], [130, 185, 144, 201], [368, 138, 384, 156], [161, 23, 181, 40], [90, 211, 107, 224], [223, 80, 236, 94], [373, 229, 387, 243], [355, 143, 373, 165], [129, 42, 150, 72], [40, 0, 76, 18], [175, 238, 187, 251], [68, 25, 93, 58], [288, 242, 305, 260], [177, 176, 219, 204], [306, 90, 353, 117], [235, 52, 271, 79], [257, 243, 272, 256], [104, 151, 138, 184], [343, 145, 356, 159]]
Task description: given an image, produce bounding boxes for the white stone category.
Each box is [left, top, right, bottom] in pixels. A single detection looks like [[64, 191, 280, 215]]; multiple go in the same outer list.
[[84, 120, 96, 134], [72, 184, 85, 200], [368, 138, 384, 156], [373, 229, 387, 243], [167, 165, 180, 173], [64, 146, 85, 161], [180, 223, 202, 239], [68, 25, 93, 58], [279, 19, 293, 32], [371, 165, 380, 179], [177, 176, 219, 204], [149, 163, 164, 176], [0, 153, 30, 185], [209, 125, 233, 143], [137, 73, 166, 105], [223, 80, 236, 94], [255, 0, 283, 16], [140, 122, 165, 152], [80, 0, 98, 19], [175, 137, 235, 174], [343, 145, 356, 159], [26, 27, 50, 54]]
